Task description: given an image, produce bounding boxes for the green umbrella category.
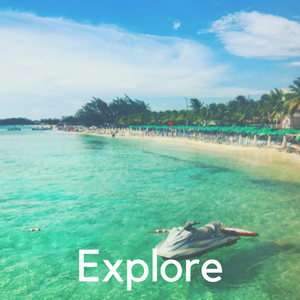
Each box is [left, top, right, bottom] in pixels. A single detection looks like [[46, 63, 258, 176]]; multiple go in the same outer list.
[[129, 125, 299, 137]]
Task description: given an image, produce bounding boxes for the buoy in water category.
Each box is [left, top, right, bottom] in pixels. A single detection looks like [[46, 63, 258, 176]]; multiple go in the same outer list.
[[145, 229, 170, 233]]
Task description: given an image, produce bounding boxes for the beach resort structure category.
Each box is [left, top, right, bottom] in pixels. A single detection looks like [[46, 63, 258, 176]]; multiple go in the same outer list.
[[281, 113, 300, 129]]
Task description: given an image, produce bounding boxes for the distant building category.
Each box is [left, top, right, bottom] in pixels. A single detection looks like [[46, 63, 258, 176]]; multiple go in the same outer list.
[[281, 112, 300, 129]]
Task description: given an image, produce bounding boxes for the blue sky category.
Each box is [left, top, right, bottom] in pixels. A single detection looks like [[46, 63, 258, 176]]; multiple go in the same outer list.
[[0, 0, 299, 118]]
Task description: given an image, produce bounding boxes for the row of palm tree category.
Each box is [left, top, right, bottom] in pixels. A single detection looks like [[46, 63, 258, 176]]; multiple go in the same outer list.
[[68, 77, 300, 128]]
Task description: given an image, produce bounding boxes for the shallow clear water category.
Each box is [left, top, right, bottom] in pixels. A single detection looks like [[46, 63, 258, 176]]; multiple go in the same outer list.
[[1, 130, 299, 299]]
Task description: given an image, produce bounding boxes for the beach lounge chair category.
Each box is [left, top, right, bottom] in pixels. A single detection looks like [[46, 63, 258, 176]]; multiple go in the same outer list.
[[277, 142, 292, 152], [257, 140, 267, 147], [286, 147, 296, 153]]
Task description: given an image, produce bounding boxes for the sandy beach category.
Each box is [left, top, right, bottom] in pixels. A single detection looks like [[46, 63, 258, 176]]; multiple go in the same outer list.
[[63, 130, 300, 171]]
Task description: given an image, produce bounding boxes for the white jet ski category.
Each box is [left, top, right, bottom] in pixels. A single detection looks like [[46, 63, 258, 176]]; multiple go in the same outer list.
[[155, 221, 258, 260]]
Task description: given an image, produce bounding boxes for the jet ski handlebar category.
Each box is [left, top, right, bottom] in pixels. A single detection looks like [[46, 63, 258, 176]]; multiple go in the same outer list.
[[184, 220, 200, 230]]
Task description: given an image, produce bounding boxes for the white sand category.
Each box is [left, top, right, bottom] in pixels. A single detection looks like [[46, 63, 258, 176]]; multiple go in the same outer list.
[[62, 130, 300, 171]]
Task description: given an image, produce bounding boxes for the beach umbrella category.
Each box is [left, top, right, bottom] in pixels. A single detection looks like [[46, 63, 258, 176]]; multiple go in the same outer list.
[[282, 128, 296, 134], [296, 136, 300, 141]]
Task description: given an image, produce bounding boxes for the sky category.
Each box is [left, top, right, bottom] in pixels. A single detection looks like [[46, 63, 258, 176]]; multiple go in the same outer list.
[[0, 0, 299, 119]]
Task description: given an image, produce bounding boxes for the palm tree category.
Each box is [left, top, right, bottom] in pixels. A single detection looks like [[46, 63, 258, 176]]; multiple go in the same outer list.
[[198, 105, 211, 126], [72, 77, 300, 128], [187, 99, 203, 125], [169, 110, 179, 124], [189, 98, 204, 113], [162, 110, 172, 124], [289, 77, 300, 94], [284, 77, 300, 128], [75, 97, 111, 126], [214, 103, 226, 125], [176, 110, 187, 125], [259, 88, 285, 125], [269, 88, 286, 126], [234, 95, 254, 125], [207, 103, 218, 122], [236, 95, 248, 107], [149, 112, 158, 125]]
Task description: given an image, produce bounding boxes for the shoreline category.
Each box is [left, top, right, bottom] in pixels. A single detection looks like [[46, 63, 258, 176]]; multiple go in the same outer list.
[[62, 130, 300, 170]]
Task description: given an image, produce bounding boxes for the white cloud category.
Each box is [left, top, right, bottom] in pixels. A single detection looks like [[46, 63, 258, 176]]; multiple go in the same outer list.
[[0, 11, 236, 118], [203, 11, 300, 59], [286, 61, 300, 66], [173, 21, 181, 30], [0, 11, 268, 119]]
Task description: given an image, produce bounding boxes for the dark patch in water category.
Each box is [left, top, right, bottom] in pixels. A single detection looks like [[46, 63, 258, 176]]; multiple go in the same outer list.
[[142, 150, 231, 174], [272, 239, 300, 253], [200, 242, 298, 291], [81, 138, 106, 150], [251, 179, 280, 187], [251, 179, 300, 192], [143, 150, 182, 162], [189, 174, 204, 180]]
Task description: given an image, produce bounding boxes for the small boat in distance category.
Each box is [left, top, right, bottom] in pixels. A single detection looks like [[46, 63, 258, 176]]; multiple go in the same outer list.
[[32, 126, 53, 130], [7, 126, 21, 131]]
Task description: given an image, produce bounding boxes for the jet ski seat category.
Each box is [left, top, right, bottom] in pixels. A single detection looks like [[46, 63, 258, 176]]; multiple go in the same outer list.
[[193, 222, 222, 240]]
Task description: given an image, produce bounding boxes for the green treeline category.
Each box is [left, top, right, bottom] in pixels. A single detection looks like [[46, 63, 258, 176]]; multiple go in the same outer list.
[[0, 118, 60, 126], [73, 94, 150, 127], [69, 77, 300, 128], [1, 77, 299, 128], [0, 118, 34, 125]]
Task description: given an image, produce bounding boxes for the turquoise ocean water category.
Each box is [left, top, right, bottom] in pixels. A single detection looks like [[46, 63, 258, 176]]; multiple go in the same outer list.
[[1, 129, 300, 299]]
